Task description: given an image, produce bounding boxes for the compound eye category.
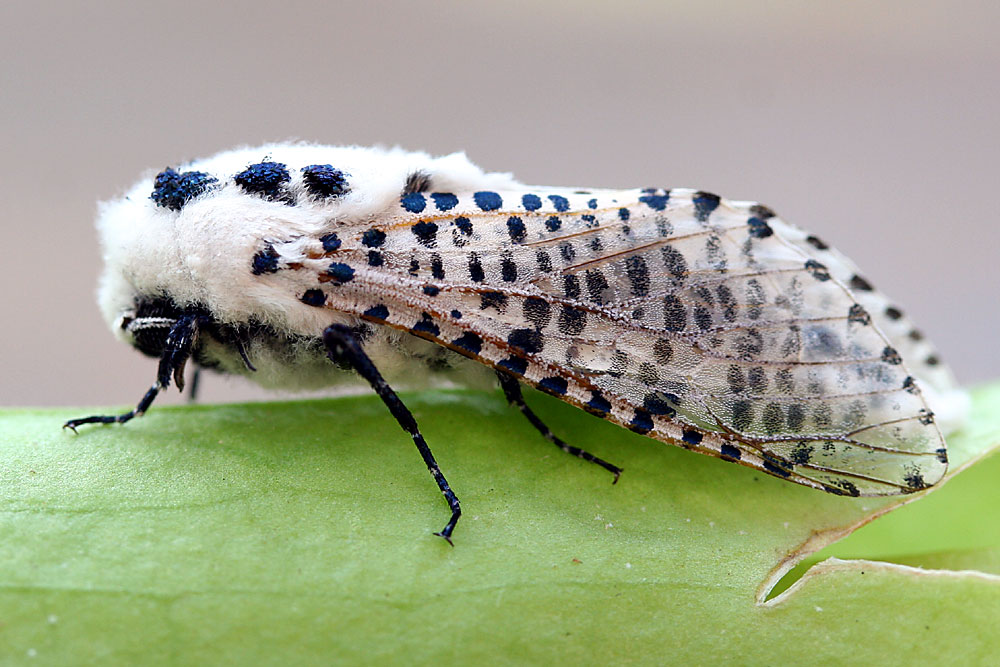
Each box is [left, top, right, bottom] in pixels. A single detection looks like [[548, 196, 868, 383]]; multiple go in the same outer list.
[[150, 168, 217, 211]]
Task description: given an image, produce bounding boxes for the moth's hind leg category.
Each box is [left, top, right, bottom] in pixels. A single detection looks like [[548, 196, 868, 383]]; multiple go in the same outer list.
[[63, 314, 204, 432], [495, 370, 622, 483], [322, 323, 461, 545]]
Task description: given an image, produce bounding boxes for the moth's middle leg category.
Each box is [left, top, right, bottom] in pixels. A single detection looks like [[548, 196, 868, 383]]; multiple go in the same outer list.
[[322, 323, 461, 545]]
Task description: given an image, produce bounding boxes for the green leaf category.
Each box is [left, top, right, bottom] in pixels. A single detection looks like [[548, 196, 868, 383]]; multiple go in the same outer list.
[[2, 383, 999, 664]]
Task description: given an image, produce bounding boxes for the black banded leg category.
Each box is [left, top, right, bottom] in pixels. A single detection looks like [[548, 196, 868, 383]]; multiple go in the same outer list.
[[64, 383, 162, 431], [323, 323, 461, 545], [64, 314, 204, 432], [496, 370, 622, 483]]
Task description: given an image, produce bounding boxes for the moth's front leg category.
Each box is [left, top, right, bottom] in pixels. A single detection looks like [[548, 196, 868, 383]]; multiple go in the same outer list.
[[63, 313, 205, 431], [322, 323, 462, 545], [63, 383, 162, 431]]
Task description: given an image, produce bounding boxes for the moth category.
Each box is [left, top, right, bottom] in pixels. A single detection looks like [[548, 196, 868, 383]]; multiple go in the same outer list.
[[67, 143, 969, 544]]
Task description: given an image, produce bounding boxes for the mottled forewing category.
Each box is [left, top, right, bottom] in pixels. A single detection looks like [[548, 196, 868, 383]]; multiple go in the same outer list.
[[289, 187, 947, 496]]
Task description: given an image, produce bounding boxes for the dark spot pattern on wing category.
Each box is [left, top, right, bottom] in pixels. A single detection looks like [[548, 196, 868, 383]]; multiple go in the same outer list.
[[297, 186, 948, 499]]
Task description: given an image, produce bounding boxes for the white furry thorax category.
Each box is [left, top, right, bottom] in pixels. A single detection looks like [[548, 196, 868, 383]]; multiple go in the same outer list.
[[97, 143, 518, 389], [98, 143, 519, 336]]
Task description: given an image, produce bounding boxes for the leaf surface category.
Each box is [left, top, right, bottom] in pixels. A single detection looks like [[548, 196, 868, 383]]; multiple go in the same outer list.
[[1, 383, 998, 664]]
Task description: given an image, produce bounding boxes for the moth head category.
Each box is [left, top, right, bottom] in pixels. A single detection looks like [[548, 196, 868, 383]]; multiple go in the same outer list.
[[115, 297, 188, 359]]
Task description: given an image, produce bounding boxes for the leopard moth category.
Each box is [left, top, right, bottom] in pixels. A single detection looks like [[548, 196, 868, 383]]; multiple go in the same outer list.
[[67, 142, 970, 544]]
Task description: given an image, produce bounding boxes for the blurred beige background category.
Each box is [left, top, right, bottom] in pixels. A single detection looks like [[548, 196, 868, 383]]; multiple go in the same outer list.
[[2, 0, 997, 407]]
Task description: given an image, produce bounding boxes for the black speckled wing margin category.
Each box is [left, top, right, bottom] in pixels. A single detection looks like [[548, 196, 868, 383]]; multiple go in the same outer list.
[[282, 186, 948, 496]]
